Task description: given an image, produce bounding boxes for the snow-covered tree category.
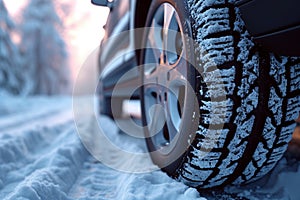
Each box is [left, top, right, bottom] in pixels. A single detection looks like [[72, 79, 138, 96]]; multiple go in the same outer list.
[[0, 0, 22, 95], [20, 0, 70, 95]]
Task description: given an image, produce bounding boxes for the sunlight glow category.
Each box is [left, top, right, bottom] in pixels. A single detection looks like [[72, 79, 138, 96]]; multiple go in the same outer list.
[[3, 0, 109, 87]]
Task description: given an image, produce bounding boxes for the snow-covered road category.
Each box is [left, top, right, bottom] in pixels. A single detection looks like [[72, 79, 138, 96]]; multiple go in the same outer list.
[[0, 96, 299, 200]]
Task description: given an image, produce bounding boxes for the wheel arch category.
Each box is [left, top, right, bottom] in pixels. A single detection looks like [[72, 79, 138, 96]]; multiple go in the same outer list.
[[134, 0, 152, 62]]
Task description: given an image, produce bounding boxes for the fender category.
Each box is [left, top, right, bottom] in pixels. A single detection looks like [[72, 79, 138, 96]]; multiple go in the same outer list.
[[237, 0, 300, 56]]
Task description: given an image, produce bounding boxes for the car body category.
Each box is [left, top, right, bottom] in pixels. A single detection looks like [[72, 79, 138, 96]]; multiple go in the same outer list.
[[237, 0, 300, 56]]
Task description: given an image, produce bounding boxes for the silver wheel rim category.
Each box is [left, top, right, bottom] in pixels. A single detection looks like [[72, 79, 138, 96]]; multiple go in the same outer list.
[[143, 3, 188, 154]]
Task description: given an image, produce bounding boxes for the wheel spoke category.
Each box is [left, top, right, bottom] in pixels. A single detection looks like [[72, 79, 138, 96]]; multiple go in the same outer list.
[[148, 104, 166, 138], [144, 64, 172, 89], [163, 4, 175, 37], [162, 4, 176, 65], [143, 62, 159, 83], [167, 66, 187, 87], [163, 4, 186, 66], [147, 16, 164, 64], [167, 81, 185, 131]]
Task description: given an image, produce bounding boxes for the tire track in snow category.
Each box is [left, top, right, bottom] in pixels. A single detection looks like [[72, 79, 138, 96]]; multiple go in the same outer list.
[[1, 96, 297, 199], [68, 156, 205, 200], [70, 96, 205, 200], [0, 98, 89, 199], [0, 94, 203, 200], [2, 136, 88, 200], [0, 108, 74, 182], [0, 121, 72, 186]]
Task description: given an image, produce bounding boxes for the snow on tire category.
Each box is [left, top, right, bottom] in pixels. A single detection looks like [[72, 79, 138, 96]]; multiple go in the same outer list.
[[174, 0, 300, 188]]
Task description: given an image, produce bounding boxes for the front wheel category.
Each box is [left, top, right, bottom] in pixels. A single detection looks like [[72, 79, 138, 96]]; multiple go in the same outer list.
[[140, 0, 300, 189]]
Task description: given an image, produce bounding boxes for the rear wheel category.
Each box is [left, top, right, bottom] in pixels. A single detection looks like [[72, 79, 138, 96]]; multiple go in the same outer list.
[[140, 0, 300, 188]]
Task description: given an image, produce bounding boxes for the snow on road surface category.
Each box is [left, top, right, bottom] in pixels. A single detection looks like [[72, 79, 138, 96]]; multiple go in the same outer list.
[[0, 96, 299, 200]]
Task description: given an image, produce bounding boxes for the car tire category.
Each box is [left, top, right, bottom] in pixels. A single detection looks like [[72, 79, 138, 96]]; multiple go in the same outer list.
[[140, 0, 300, 188]]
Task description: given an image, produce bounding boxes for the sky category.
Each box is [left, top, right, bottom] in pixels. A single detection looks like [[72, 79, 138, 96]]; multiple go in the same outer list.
[[4, 0, 110, 94]]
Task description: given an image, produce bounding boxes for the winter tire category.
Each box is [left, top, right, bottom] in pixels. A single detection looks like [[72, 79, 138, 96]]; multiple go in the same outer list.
[[140, 0, 300, 188]]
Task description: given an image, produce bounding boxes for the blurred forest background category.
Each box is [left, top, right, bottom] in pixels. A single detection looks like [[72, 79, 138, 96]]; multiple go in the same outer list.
[[0, 0, 108, 96]]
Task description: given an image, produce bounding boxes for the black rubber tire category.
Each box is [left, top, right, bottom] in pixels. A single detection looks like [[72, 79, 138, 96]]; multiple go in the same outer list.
[[141, 0, 300, 189]]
